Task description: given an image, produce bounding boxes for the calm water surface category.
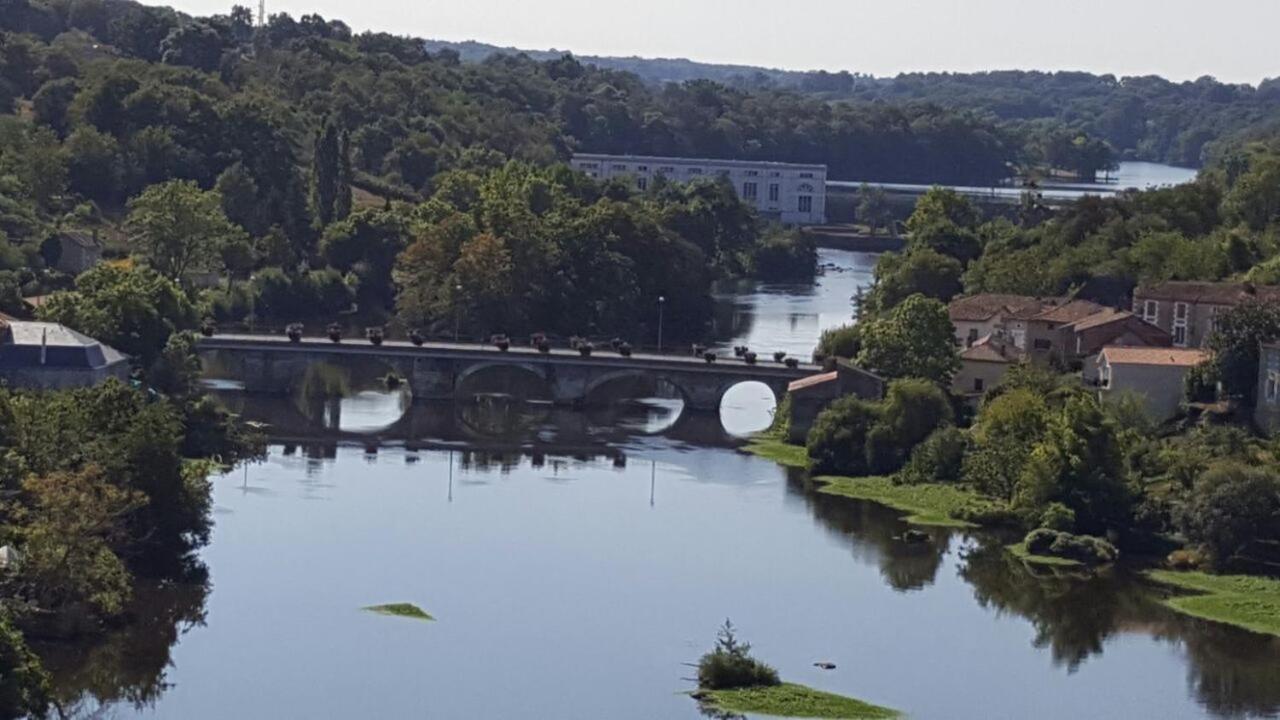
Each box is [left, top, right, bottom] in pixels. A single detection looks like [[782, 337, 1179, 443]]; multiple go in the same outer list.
[[44, 248, 1280, 720]]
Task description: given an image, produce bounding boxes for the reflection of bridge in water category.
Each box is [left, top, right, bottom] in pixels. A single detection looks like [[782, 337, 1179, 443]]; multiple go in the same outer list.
[[199, 334, 818, 412]]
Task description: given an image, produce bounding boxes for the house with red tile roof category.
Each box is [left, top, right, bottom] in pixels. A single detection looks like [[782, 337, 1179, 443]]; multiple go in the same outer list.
[[1132, 281, 1280, 349], [1094, 346, 1209, 421]]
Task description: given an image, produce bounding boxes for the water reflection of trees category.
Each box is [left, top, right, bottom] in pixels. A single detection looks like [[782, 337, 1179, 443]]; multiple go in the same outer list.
[[788, 473, 951, 592], [35, 580, 209, 717], [958, 542, 1280, 717]]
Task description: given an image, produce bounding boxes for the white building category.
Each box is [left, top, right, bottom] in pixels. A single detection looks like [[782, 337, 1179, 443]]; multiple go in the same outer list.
[[570, 153, 828, 225]]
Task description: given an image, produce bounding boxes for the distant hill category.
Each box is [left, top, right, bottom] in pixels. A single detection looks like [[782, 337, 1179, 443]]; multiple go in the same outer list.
[[421, 39, 873, 91]]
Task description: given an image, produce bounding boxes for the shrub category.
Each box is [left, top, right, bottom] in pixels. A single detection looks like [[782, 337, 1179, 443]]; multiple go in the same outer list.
[[806, 396, 880, 476], [899, 427, 969, 485], [1039, 502, 1076, 532], [1175, 462, 1280, 566], [696, 620, 780, 691], [1022, 529, 1119, 565], [953, 499, 1019, 527], [815, 324, 861, 361]]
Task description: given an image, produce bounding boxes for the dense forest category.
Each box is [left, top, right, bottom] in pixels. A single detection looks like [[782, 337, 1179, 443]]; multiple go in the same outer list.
[[433, 39, 1280, 170]]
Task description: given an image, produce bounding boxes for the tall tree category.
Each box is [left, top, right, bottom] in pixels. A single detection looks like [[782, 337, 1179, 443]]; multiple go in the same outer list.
[[126, 179, 242, 283], [310, 118, 350, 227]]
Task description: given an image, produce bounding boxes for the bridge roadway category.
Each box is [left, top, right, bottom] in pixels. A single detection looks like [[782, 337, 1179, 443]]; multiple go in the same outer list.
[[198, 334, 822, 412]]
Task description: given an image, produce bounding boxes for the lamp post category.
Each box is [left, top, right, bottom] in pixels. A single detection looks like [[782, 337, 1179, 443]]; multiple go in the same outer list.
[[657, 295, 666, 353], [454, 284, 463, 343]]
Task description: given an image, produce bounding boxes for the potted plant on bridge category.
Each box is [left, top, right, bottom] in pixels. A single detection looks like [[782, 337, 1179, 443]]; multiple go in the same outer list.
[[744, 351, 758, 365], [785, 358, 800, 369], [491, 334, 511, 351], [609, 337, 623, 351], [531, 332, 547, 347], [618, 341, 633, 357], [286, 323, 304, 343], [327, 323, 343, 343], [692, 344, 706, 357], [366, 327, 384, 345], [773, 351, 787, 363], [409, 329, 425, 346], [733, 345, 749, 358], [704, 352, 717, 364], [578, 342, 594, 357], [537, 338, 552, 353], [200, 319, 217, 337]]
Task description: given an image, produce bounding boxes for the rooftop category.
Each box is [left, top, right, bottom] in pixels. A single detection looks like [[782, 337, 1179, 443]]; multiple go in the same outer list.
[[960, 334, 1024, 364], [1134, 281, 1280, 305], [0, 321, 128, 369], [949, 294, 1052, 322], [1099, 346, 1208, 368], [1032, 299, 1106, 324], [788, 371, 838, 393], [571, 153, 828, 172]]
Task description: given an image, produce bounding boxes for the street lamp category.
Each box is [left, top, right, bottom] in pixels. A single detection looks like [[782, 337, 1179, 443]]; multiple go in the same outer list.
[[657, 295, 666, 353], [454, 284, 463, 343]]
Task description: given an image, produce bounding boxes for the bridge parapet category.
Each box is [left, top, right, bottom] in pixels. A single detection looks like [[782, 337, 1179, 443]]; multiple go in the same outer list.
[[198, 334, 818, 412]]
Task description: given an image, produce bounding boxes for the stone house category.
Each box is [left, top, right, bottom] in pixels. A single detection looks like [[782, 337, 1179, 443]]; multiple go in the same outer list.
[[1093, 346, 1208, 422], [948, 294, 1058, 348], [1255, 342, 1280, 433], [953, 334, 1024, 402], [53, 230, 103, 275], [1132, 281, 1280, 349], [0, 321, 129, 390], [785, 361, 885, 443]]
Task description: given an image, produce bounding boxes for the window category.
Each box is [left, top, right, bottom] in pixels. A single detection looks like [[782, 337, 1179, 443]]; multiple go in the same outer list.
[[637, 165, 649, 172], [798, 195, 813, 213], [1172, 302, 1190, 347], [1268, 371, 1279, 403], [745, 170, 760, 177], [612, 164, 627, 171], [966, 328, 979, 347], [768, 184, 780, 202], [1142, 300, 1159, 324], [769, 171, 782, 177], [637, 177, 648, 191], [973, 378, 984, 392], [688, 167, 703, 175], [659, 166, 675, 174], [1267, 352, 1280, 404], [1033, 338, 1052, 351], [742, 182, 758, 200], [1101, 364, 1111, 389], [797, 182, 816, 193], [799, 172, 815, 178], [579, 162, 599, 170]]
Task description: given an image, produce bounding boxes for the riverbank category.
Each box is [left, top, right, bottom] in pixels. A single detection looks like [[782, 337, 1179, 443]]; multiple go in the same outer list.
[[801, 226, 906, 253], [697, 683, 900, 719], [1147, 571, 1280, 637]]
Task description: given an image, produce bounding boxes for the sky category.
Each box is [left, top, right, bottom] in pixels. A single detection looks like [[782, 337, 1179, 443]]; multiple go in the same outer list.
[[161, 0, 1279, 84]]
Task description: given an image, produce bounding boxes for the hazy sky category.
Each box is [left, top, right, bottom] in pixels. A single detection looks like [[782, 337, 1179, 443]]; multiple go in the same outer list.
[[162, 0, 1278, 84]]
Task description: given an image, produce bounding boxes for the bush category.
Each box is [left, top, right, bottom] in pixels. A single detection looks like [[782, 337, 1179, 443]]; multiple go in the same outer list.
[[869, 379, 953, 474], [697, 620, 780, 691], [1176, 462, 1280, 566], [806, 396, 880, 476], [1022, 529, 1119, 565], [899, 426, 969, 485], [815, 324, 861, 362], [1039, 502, 1076, 532], [748, 228, 817, 281], [953, 499, 1019, 527]]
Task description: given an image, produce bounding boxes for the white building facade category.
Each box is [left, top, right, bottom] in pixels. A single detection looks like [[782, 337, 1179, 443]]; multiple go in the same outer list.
[[570, 153, 828, 225]]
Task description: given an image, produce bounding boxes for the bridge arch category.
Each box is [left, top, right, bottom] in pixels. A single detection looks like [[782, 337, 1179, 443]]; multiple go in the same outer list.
[[455, 362, 553, 402], [718, 380, 785, 436], [581, 369, 690, 408]]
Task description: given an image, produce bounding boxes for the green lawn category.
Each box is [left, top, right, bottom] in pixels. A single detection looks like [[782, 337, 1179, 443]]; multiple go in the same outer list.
[[743, 438, 810, 469], [1007, 542, 1084, 568], [698, 683, 900, 719], [1146, 571, 1280, 637], [363, 603, 435, 621], [815, 476, 980, 528]]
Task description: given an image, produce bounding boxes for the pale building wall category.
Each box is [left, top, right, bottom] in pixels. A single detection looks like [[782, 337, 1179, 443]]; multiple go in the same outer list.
[[1099, 360, 1191, 422], [571, 153, 828, 225], [952, 359, 1011, 398]]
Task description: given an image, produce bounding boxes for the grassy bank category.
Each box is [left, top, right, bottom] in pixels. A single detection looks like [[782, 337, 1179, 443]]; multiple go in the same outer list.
[[815, 476, 981, 528], [363, 603, 435, 621], [1146, 571, 1280, 637], [1007, 542, 1084, 568], [744, 438, 810, 468], [698, 683, 900, 719]]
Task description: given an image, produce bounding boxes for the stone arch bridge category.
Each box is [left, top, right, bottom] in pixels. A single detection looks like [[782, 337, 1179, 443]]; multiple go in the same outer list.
[[197, 334, 820, 412]]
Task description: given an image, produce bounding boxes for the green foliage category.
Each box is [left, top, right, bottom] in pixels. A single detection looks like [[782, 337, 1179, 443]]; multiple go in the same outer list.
[[899, 426, 970, 486], [698, 683, 899, 720], [867, 379, 953, 474], [37, 263, 196, 364], [1147, 571, 1280, 638], [806, 396, 880, 476], [864, 249, 963, 314], [815, 324, 860, 361], [363, 603, 434, 621], [856, 294, 959, 383], [1206, 301, 1280, 402], [1175, 462, 1280, 567], [1039, 502, 1077, 532], [1023, 529, 1118, 565], [696, 620, 780, 691], [816, 475, 984, 528], [0, 612, 50, 720], [747, 228, 816, 281], [856, 183, 892, 236], [127, 179, 244, 283]]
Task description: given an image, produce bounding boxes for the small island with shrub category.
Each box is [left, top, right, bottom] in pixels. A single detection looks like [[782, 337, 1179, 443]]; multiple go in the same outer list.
[[690, 620, 899, 719]]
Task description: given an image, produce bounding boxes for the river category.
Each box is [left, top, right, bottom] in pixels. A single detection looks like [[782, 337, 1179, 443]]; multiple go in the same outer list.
[[43, 248, 1280, 720]]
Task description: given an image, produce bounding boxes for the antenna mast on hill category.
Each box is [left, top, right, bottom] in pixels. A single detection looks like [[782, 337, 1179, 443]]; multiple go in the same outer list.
[[257, 0, 266, 27]]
